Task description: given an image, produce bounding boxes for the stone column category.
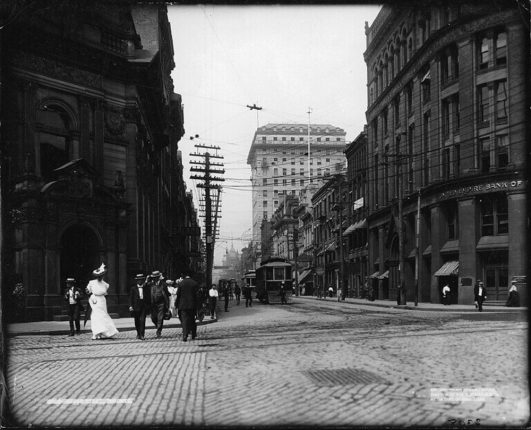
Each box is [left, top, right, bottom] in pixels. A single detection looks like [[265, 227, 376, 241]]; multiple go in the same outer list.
[[457, 197, 477, 304], [378, 226, 385, 297], [508, 191, 526, 303]]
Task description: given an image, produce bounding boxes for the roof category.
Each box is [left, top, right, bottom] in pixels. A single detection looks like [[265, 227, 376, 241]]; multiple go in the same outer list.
[[255, 123, 346, 136]]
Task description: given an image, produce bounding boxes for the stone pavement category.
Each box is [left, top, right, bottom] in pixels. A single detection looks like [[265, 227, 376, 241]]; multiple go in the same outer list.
[[5, 298, 528, 428]]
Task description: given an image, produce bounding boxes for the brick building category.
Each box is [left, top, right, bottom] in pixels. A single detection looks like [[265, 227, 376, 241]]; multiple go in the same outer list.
[[364, 3, 527, 304]]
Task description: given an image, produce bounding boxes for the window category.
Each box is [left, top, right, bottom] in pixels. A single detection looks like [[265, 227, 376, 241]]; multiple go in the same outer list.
[[479, 137, 490, 173], [495, 135, 509, 168], [317, 168, 322, 176], [480, 196, 508, 236], [263, 190, 267, 197], [479, 35, 489, 70], [300, 179, 304, 186], [382, 108, 388, 136], [291, 179, 296, 186], [273, 168, 278, 176], [326, 158, 330, 163], [290, 137, 295, 141], [299, 137, 304, 141], [336, 137, 341, 141], [291, 160, 295, 165], [282, 137, 286, 141], [478, 85, 489, 126], [394, 95, 400, 128], [442, 98, 450, 140], [447, 204, 458, 240], [495, 31, 507, 66], [283, 168, 287, 175], [300, 168, 304, 175], [282, 158, 287, 162], [283, 179, 287, 186], [274, 179, 278, 186], [262, 136, 266, 142], [263, 200, 268, 207], [274, 200, 278, 206], [454, 143, 460, 177], [495, 80, 507, 123], [441, 44, 458, 84], [273, 137, 277, 141], [262, 178, 267, 186], [442, 147, 450, 180], [317, 137, 321, 142], [406, 83, 413, 116], [263, 211, 268, 219], [452, 95, 460, 132], [325, 138, 330, 141], [274, 190, 278, 197]]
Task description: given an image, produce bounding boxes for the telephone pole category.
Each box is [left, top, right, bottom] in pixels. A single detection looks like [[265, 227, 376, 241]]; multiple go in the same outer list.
[[190, 144, 224, 289]]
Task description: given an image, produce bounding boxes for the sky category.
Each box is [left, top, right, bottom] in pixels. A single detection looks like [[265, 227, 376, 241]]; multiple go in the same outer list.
[[168, 5, 381, 265]]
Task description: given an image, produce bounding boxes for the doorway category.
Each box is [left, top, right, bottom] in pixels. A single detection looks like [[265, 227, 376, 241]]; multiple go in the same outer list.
[[60, 225, 100, 292]]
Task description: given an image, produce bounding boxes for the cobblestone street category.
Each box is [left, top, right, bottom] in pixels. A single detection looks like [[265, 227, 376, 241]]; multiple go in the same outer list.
[[6, 298, 528, 427]]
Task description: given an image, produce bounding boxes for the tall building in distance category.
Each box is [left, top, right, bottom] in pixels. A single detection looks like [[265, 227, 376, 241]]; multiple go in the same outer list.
[[247, 123, 347, 261]]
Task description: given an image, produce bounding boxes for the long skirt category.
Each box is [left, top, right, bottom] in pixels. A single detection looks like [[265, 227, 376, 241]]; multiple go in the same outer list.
[[89, 294, 118, 338]]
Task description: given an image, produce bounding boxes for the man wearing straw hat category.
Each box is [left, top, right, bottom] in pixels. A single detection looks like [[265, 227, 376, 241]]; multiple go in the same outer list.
[[129, 273, 149, 340], [64, 277, 83, 336], [149, 270, 169, 338]]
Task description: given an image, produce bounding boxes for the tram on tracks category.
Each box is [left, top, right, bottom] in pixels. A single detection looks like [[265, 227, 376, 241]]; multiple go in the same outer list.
[[255, 257, 292, 304]]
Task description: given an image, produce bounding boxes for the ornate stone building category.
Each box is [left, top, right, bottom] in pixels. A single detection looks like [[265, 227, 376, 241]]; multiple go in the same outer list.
[[1, 2, 201, 320], [364, 3, 527, 305]]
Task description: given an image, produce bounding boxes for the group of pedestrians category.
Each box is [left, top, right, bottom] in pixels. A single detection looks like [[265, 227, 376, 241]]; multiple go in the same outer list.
[[64, 265, 206, 341]]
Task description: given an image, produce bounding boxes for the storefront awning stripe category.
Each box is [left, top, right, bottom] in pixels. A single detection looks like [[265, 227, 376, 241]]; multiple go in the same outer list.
[[342, 224, 357, 236], [369, 271, 380, 279], [434, 261, 459, 277], [378, 270, 389, 279], [298, 269, 312, 283]]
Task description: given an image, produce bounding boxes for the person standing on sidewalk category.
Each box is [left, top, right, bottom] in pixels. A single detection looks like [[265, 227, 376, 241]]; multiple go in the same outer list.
[[208, 284, 218, 319], [223, 282, 230, 312], [234, 282, 241, 305], [149, 271, 169, 338], [166, 279, 178, 317], [243, 283, 253, 307], [129, 274, 149, 340], [442, 284, 451, 305], [474, 280, 487, 312], [279, 282, 287, 305], [176, 272, 198, 341], [64, 278, 83, 336]]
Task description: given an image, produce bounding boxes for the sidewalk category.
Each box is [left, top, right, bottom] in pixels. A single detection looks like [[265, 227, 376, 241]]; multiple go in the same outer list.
[[7, 314, 217, 337], [295, 295, 527, 313]]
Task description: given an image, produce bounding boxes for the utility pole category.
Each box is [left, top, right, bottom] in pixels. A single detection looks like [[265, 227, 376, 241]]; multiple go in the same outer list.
[[307, 107, 312, 184], [414, 189, 421, 306], [247, 103, 262, 129], [190, 144, 224, 290]]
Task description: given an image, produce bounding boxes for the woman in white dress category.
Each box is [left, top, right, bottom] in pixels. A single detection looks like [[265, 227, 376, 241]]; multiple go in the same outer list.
[[86, 264, 119, 340], [166, 279, 178, 317]]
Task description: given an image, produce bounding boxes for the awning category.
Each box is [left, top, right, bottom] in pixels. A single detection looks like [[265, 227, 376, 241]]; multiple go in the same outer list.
[[378, 270, 389, 279], [423, 245, 432, 256], [421, 69, 431, 82], [440, 240, 459, 254], [298, 269, 312, 283], [342, 223, 357, 236], [476, 235, 509, 251], [354, 218, 367, 229], [325, 242, 337, 252], [434, 261, 459, 277], [369, 271, 380, 279], [407, 248, 416, 259]]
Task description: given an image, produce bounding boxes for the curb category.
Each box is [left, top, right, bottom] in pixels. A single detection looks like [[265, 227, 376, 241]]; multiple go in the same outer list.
[[7, 317, 217, 337], [296, 296, 527, 313]]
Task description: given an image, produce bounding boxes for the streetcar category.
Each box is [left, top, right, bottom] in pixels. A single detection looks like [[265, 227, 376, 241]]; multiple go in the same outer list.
[[255, 258, 292, 304]]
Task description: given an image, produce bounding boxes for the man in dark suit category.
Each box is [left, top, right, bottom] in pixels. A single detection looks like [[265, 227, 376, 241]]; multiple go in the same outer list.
[[149, 270, 169, 338], [176, 271, 198, 342], [129, 273, 149, 340], [474, 280, 487, 312]]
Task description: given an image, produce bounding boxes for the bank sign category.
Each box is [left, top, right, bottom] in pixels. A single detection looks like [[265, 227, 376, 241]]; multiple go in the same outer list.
[[440, 180, 525, 200]]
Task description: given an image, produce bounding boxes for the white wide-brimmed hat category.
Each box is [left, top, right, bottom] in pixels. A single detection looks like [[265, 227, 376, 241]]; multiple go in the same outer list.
[[93, 263, 107, 276]]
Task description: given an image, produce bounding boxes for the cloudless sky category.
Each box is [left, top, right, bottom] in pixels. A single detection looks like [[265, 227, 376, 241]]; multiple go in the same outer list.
[[169, 5, 381, 264]]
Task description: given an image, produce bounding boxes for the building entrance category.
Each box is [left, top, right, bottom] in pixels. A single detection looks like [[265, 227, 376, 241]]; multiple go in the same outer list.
[[60, 225, 100, 292], [481, 252, 508, 302]]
